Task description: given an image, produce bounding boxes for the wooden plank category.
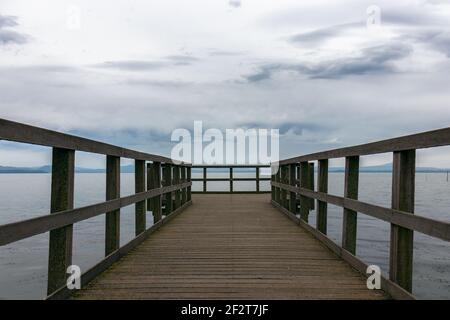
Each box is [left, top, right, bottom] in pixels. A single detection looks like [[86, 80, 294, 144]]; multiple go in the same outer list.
[[279, 126, 450, 165], [105, 155, 121, 256], [47, 200, 192, 300], [0, 182, 191, 246], [135, 160, 146, 235], [270, 181, 450, 242], [74, 194, 388, 300], [342, 156, 359, 255], [317, 159, 328, 234], [47, 147, 75, 295], [389, 150, 415, 293], [0, 118, 190, 165], [272, 200, 414, 300]]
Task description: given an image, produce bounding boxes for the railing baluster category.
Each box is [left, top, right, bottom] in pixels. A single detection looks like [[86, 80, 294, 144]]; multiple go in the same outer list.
[[317, 159, 328, 234], [230, 167, 233, 192], [163, 164, 173, 215], [281, 165, 288, 209], [275, 167, 281, 204], [256, 167, 260, 192], [203, 167, 207, 192], [149, 162, 162, 223], [105, 155, 120, 256], [342, 156, 359, 254], [390, 150, 415, 292], [47, 147, 75, 295], [308, 163, 315, 210], [174, 166, 181, 209], [181, 166, 187, 205], [289, 163, 297, 214], [271, 165, 275, 202], [187, 167, 192, 201], [299, 162, 310, 222], [135, 159, 146, 235]]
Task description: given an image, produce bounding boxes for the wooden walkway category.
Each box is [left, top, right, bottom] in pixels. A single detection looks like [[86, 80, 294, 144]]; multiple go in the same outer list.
[[73, 194, 387, 300]]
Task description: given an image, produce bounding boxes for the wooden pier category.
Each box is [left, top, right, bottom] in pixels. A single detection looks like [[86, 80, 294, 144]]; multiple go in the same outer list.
[[0, 118, 450, 300]]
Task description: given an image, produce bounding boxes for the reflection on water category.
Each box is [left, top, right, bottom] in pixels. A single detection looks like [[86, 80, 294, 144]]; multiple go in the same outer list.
[[0, 173, 449, 299]]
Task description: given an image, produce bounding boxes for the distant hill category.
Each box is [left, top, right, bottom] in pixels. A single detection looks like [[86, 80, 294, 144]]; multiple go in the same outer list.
[[0, 164, 135, 173], [329, 163, 448, 173], [0, 163, 447, 174]]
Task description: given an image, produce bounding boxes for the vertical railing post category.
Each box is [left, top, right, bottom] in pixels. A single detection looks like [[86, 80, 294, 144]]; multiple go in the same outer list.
[[181, 166, 187, 205], [389, 150, 415, 292], [289, 163, 297, 214], [230, 167, 233, 193], [163, 164, 173, 215], [135, 159, 146, 235], [275, 167, 281, 204], [308, 163, 315, 210], [317, 159, 328, 234], [105, 155, 120, 256], [47, 147, 75, 295], [271, 165, 275, 201], [203, 167, 207, 193], [174, 166, 181, 209], [187, 167, 192, 202], [299, 162, 310, 222], [256, 167, 260, 193], [280, 165, 288, 209], [342, 156, 359, 254], [149, 162, 162, 223]]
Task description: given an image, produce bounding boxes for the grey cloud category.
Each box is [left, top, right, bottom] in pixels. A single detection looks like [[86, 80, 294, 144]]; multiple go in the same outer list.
[[289, 22, 361, 46], [228, 0, 241, 8], [245, 43, 413, 81], [405, 30, 450, 57], [240, 122, 325, 135], [93, 60, 168, 71], [208, 50, 243, 57], [0, 15, 27, 45], [93, 55, 199, 71], [166, 55, 199, 65]]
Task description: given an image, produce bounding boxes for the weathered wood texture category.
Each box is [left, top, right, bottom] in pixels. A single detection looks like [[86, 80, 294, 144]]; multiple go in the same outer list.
[[74, 194, 387, 300], [47, 148, 75, 294]]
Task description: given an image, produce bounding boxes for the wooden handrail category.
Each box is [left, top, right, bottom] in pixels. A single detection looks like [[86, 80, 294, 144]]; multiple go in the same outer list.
[[272, 126, 450, 298], [191, 165, 271, 194], [0, 118, 193, 297], [279, 127, 450, 165]]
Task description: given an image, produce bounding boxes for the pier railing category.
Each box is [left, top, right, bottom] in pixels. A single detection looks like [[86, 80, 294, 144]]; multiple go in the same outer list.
[[271, 127, 450, 299], [191, 165, 271, 194], [0, 118, 192, 299]]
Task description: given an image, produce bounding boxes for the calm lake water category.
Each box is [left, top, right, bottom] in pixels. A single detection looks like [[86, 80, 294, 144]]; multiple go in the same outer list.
[[0, 172, 449, 299]]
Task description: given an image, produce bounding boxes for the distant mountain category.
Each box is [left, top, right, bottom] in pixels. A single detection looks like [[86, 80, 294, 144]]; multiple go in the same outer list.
[[0, 163, 447, 174], [329, 163, 448, 173], [0, 164, 135, 174]]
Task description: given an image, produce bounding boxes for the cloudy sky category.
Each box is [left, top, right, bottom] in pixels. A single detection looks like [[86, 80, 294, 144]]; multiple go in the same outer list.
[[1, 0, 450, 167]]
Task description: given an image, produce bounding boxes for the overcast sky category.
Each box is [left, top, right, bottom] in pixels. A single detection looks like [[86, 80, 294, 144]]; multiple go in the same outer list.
[[1, 0, 450, 168]]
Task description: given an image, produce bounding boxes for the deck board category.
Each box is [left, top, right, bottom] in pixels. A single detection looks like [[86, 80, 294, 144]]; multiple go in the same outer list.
[[74, 194, 387, 300]]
